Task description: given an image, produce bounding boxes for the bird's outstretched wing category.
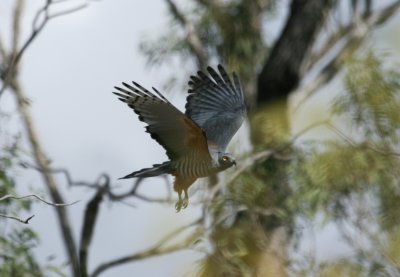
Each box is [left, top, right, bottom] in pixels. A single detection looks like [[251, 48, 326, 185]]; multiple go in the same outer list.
[[113, 82, 211, 161], [185, 65, 246, 151]]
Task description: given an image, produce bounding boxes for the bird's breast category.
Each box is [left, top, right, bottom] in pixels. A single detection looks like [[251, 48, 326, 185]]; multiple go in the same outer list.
[[173, 158, 214, 178]]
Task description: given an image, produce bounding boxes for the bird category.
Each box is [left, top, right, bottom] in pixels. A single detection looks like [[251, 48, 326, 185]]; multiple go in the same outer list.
[[113, 65, 246, 211]]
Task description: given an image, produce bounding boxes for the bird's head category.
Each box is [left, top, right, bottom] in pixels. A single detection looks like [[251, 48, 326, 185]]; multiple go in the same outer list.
[[217, 152, 236, 170]]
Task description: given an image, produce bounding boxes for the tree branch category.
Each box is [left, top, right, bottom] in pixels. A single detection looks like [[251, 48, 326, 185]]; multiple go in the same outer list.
[[164, 0, 209, 70], [11, 0, 24, 58], [20, 162, 108, 189], [0, 214, 34, 224], [325, 122, 400, 157], [22, 162, 176, 204], [0, 193, 79, 224], [90, 218, 202, 277], [79, 180, 108, 277], [12, 75, 80, 276], [257, 0, 337, 104], [0, 193, 80, 206], [294, 0, 400, 110], [0, 0, 88, 99]]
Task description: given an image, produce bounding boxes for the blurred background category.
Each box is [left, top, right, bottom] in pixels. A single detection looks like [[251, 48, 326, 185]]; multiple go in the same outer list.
[[1, 0, 400, 276]]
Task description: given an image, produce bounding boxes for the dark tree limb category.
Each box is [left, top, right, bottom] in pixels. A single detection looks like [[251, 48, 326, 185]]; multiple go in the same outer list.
[[257, 0, 337, 104], [79, 178, 109, 277], [0, 214, 34, 224], [22, 162, 175, 204]]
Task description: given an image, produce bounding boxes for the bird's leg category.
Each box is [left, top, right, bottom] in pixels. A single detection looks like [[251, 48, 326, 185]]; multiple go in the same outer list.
[[173, 176, 195, 212], [174, 189, 189, 212], [182, 189, 189, 209], [175, 191, 183, 212]]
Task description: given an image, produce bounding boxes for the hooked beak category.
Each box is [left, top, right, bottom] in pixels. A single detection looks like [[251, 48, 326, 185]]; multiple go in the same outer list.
[[233, 160, 237, 168]]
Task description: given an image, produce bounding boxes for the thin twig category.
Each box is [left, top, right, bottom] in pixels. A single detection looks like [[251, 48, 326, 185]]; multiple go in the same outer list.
[[0, 194, 80, 206], [325, 122, 400, 156], [91, 218, 202, 277], [0, 214, 34, 224]]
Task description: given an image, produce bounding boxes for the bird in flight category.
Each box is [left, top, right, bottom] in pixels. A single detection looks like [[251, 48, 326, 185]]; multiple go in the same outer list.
[[113, 65, 246, 211]]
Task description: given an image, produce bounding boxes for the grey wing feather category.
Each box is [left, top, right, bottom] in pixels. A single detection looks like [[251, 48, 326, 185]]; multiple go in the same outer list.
[[185, 64, 246, 151]]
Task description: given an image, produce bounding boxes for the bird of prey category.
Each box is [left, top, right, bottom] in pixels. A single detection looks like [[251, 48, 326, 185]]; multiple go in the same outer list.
[[113, 65, 246, 211]]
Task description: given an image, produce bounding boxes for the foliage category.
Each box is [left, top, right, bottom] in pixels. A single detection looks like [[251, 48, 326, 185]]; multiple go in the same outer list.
[[288, 52, 400, 275], [140, 0, 400, 274], [334, 52, 400, 145], [0, 140, 39, 276], [202, 51, 400, 276], [0, 227, 42, 277], [292, 52, 400, 223], [0, 128, 65, 277], [139, 1, 274, 87]]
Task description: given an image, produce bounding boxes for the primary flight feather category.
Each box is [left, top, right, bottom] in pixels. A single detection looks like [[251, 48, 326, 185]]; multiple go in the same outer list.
[[113, 65, 246, 211]]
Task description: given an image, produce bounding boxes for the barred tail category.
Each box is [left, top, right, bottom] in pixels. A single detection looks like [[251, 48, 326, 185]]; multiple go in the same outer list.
[[119, 161, 171, 179]]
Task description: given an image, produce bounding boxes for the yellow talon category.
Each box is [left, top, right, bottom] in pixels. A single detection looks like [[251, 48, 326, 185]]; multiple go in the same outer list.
[[175, 192, 183, 212], [175, 190, 189, 212], [182, 189, 189, 209]]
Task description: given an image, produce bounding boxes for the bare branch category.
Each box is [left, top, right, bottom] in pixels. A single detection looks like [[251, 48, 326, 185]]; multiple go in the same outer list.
[[16, 1, 87, 69], [130, 193, 174, 204], [0, 0, 88, 99], [11, 0, 25, 57], [295, 0, 400, 110], [305, 24, 352, 72], [0, 194, 80, 207], [325, 122, 400, 156], [22, 162, 176, 204], [12, 74, 80, 276], [0, 32, 6, 62], [20, 162, 107, 189], [91, 218, 202, 277], [92, 244, 187, 277], [164, 0, 209, 70], [0, 0, 25, 97], [80, 182, 108, 277], [0, 214, 34, 224], [0, 192, 79, 225], [48, 3, 88, 20]]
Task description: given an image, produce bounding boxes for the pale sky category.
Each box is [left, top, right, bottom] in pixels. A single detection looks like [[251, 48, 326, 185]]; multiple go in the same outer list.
[[1, 0, 400, 276]]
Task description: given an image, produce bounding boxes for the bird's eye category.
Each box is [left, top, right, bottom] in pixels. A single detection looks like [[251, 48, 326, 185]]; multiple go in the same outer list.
[[222, 156, 229, 162]]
